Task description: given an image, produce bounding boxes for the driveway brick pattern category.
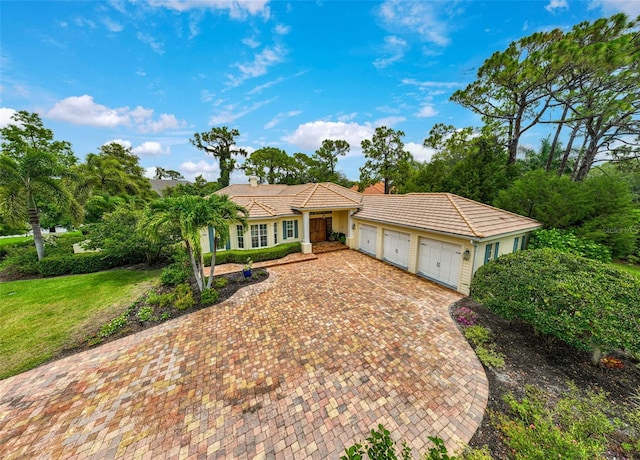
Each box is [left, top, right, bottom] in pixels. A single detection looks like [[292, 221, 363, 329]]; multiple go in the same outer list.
[[0, 250, 488, 459]]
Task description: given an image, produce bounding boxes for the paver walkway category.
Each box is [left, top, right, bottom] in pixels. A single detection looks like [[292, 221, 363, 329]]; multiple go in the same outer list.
[[0, 250, 488, 459]]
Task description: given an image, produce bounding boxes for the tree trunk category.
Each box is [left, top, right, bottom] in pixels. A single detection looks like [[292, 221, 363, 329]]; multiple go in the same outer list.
[[546, 105, 569, 171], [185, 241, 204, 292], [591, 345, 602, 365], [573, 136, 599, 181], [571, 135, 589, 180], [28, 199, 45, 260], [557, 124, 579, 176], [206, 245, 216, 290]]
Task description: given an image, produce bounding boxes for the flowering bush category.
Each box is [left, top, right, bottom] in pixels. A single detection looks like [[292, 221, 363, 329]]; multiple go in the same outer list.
[[454, 306, 478, 327]]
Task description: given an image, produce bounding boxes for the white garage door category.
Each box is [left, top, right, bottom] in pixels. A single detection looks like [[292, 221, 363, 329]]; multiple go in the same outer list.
[[383, 230, 410, 268], [418, 237, 461, 288], [359, 224, 377, 255]]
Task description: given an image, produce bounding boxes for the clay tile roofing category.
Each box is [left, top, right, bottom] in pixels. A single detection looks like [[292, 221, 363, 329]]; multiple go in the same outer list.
[[350, 181, 386, 195], [290, 183, 362, 209], [355, 193, 542, 239]]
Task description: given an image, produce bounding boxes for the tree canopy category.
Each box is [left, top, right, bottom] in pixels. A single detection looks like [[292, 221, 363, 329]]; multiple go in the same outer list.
[[190, 127, 246, 188], [360, 127, 412, 194]]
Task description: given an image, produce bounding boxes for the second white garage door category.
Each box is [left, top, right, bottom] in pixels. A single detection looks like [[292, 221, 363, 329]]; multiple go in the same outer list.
[[418, 237, 461, 288], [383, 230, 410, 268]]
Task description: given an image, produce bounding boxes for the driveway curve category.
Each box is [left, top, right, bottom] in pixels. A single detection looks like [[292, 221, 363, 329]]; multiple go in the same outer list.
[[0, 250, 487, 459]]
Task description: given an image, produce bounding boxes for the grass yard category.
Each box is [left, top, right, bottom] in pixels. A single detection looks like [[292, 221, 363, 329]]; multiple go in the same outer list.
[[0, 269, 159, 379], [615, 262, 640, 278]]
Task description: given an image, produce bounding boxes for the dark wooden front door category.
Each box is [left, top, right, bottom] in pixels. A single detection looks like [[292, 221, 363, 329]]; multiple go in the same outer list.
[[310, 218, 327, 243]]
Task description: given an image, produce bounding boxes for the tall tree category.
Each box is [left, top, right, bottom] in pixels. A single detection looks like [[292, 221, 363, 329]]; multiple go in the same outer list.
[[313, 139, 349, 177], [154, 167, 184, 180], [360, 126, 412, 194], [144, 194, 247, 292], [190, 127, 246, 188], [242, 147, 290, 184], [451, 29, 564, 164], [0, 111, 81, 259]]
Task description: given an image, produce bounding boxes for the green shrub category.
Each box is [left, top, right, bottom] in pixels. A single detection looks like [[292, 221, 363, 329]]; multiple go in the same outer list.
[[529, 228, 611, 262], [341, 424, 457, 460], [38, 252, 140, 276], [136, 306, 154, 322], [213, 277, 228, 289], [475, 346, 505, 368], [99, 311, 129, 338], [495, 385, 615, 460], [463, 326, 490, 346], [471, 249, 640, 364], [204, 242, 301, 266], [200, 288, 219, 307], [160, 249, 191, 286], [0, 246, 39, 277], [173, 283, 194, 311]]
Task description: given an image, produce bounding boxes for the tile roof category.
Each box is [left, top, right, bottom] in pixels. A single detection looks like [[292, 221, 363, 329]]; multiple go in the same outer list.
[[354, 193, 542, 239], [218, 181, 541, 239], [290, 183, 362, 210], [350, 181, 386, 195]]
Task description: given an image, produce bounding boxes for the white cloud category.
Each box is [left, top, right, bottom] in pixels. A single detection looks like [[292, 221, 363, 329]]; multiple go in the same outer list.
[[401, 78, 462, 89], [274, 24, 290, 35], [247, 76, 284, 95], [377, 0, 460, 46], [104, 139, 132, 149], [284, 121, 375, 153], [264, 110, 302, 129], [147, 0, 271, 19], [144, 166, 156, 179], [102, 18, 123, 32], [337, 112, 358, 122], [545, 0, 568, 12], [73, 17, 96, 29], [405, 142, 436, 163], [416, 104, 438, 117], [137, 32, 164, 54], [373, 35, 408, 69], [242, 37, 261, 48], [179, 159, 219, 181], [374, 116, 405, 127], [132, 141, 170, 156], [209, 97, 276, 125], [0, 108, 18, 128], [238, 46, 286, 77], [201, 89, 215, 102], [590, 0, 640, 15], [47, 95, 185, 132]]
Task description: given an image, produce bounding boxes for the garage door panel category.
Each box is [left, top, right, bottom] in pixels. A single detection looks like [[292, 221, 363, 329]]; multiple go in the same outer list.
[[359, 225, 377, 255], [418, 237, 461, 288], [383, 230, 410, 268]]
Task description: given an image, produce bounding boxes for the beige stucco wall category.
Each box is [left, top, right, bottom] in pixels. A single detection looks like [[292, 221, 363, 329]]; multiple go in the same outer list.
[[350, 218, 532, 296], [201, 217, 303, 254], [331, 210, 349, 235]]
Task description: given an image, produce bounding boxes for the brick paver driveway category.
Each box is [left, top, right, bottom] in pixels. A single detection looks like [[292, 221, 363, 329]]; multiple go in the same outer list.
[[0, 250, 487, 459]]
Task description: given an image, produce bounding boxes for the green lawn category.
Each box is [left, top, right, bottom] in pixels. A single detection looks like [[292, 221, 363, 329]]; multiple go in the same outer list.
[[0, 269, 159, 379], [614, 262, 640, 278]]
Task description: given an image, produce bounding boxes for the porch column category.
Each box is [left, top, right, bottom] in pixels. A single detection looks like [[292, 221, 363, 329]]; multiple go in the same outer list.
[[346, 210, 354, 248], [301, 211, 312, 254]]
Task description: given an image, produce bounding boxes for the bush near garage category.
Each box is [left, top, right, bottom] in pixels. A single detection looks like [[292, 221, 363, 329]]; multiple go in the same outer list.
[[470, 248, 640, 364]]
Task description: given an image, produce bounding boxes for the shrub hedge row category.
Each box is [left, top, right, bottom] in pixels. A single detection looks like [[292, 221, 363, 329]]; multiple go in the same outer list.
[[470, 248, 640, 363], [38, 252, 146, 276], [203, 242, 301, 266]]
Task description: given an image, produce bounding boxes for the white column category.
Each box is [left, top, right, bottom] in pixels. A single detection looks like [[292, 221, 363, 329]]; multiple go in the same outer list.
[[301, 211, 312, 254]]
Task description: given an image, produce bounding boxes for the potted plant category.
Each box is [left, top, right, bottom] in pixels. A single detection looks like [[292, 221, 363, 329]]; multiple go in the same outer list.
[[242, 258, 253, 278]]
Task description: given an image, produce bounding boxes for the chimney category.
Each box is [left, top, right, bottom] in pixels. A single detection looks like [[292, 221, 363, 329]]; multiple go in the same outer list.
[[249, 176, 258, 187]]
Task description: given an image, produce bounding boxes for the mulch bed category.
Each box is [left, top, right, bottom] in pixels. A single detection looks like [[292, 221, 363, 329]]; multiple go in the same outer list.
[[453, 297, 640, 459], [54, 268, 269, 360]]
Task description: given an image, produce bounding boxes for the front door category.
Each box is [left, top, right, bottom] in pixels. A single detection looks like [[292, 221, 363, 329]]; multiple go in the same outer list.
[[310, 218, 327, 243]]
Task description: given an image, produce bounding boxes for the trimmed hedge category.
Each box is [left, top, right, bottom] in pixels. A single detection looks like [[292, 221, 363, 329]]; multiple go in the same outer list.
[[470, 248, 640, 363], [38, 252, 145, 276], [204, 242, 301, 266], [529, 228, 611, 262]]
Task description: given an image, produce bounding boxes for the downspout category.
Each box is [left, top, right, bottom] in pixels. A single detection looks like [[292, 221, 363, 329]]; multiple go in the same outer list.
[[470, 240, 478, 277]]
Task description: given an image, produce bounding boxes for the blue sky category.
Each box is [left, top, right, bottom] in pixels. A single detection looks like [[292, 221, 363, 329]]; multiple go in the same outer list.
[[1, 0, 638, 184]]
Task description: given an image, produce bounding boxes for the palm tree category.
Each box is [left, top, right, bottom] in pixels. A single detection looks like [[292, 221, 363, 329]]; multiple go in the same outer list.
[[0, 111, 80, 260], [145, 194, 247, 292]]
